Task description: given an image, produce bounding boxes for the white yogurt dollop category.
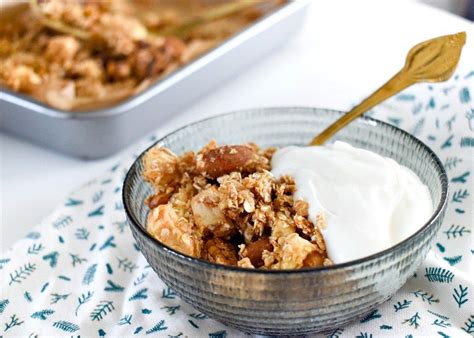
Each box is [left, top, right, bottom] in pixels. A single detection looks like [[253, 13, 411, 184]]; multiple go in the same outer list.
[[271, 141, 433, 264]]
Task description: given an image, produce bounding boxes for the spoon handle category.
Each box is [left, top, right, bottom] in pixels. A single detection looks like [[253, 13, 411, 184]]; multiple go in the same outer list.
[[310, 72, 413, 145], [159, 0, 257, 37], [310, 32, 466, 146]]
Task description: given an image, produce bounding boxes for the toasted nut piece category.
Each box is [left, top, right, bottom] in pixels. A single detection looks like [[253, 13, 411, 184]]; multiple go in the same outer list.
[[196, 145, 256, 179], [147, 193, 170, 209], [303, 250, 325, 267], [204, 238, 238, 266], [191, 187, 234, 238], [241, 238, 273, 267]]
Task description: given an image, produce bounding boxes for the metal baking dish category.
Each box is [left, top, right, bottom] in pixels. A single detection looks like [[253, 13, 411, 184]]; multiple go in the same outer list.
[[0, 0, 310, 159]]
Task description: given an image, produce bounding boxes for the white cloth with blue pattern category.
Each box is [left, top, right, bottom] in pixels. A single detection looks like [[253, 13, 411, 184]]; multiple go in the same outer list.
[[1, 69, 473, 337]]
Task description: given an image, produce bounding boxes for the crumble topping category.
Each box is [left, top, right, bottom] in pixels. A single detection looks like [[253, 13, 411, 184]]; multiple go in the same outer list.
[[0, 0, 268, 110], [142, 141, 330, 269]]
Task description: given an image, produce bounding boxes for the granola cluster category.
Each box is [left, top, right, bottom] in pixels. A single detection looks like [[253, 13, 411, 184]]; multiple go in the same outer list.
[[0, 0, 265, 110], [143, 141, 331, 269]]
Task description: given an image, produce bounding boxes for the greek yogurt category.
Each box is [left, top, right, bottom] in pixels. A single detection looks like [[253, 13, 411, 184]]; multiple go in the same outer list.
[[271, 141, 433, 264]]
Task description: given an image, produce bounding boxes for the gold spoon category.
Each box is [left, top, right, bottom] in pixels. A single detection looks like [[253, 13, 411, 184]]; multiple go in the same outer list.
[[310, 32, 466, 146], [158, 0, 259, 38], [29, 0, 259, 41]]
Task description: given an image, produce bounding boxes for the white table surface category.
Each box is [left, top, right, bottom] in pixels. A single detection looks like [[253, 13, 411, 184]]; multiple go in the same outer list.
[[1, 0, 473, 252]]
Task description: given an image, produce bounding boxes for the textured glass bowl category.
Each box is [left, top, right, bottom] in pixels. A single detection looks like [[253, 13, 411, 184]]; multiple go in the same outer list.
[[123, 107, 448, 335]]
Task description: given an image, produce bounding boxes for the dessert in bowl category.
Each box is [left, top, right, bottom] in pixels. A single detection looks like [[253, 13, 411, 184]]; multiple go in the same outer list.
[[123, 107, 448, 335]]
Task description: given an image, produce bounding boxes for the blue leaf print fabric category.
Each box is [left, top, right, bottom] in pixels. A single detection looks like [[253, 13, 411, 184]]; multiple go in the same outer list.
[[0, 69, 472, 337]]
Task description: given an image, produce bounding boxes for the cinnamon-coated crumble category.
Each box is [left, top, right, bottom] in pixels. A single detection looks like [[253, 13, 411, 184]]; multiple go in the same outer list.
[[143, 140, 331, 269]]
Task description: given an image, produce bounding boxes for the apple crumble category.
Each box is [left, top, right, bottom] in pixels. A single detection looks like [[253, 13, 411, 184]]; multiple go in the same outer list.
[[0, 1, 274, 110], [142, 141, 331, 269]]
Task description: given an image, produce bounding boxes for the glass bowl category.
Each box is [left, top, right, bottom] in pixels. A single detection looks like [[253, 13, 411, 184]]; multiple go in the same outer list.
[[123, 107, 448, 335]]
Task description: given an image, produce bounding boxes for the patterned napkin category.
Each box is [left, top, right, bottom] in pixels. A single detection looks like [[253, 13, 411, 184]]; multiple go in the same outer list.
[[1, 69, 472, 337]]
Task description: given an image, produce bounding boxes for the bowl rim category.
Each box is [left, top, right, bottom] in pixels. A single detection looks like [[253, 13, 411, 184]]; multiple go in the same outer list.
[[123, 106, 448, 274]]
